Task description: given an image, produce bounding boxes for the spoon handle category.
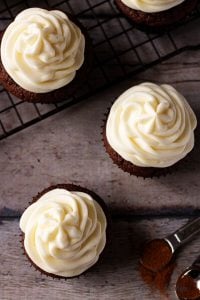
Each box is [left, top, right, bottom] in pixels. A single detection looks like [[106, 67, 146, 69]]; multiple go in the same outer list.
[[165, 217, 200, 252]]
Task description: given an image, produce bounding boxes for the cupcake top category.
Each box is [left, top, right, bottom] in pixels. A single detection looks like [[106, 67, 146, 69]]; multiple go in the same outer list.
[[1, 8, 85, 93], [106, 82, 197, 168], [121, 0, 185, 13], [20, 188, 107, 277]]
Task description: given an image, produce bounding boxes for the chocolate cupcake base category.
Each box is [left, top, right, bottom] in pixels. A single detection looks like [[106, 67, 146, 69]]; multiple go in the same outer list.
[[0, 15, 93, 103], [115, 0, 198, 32], [21, 184, 109, 279]]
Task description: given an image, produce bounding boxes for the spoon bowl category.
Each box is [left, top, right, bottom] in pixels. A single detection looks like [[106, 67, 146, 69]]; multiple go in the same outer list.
[[140, 239, 173, 272], [176, 267, 200, 300]]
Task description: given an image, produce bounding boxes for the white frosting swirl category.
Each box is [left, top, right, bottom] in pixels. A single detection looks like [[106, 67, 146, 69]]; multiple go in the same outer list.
[[106, 83, 197, 168], [1, 8, 85, 93], [20, 188, 107, 277], [121, 0, 185, 13]]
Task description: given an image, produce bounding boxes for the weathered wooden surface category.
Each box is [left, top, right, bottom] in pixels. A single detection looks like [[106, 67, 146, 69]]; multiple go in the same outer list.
[[1, 36, 200, 300], [1, 218, 200, 300], [1, 52, 200, 217], [1, 1, 200, 299]]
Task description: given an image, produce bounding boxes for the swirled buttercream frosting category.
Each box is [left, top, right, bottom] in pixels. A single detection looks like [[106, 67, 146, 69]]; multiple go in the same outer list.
[[20, 188, 107, 277], [1, 8, 85, 93], [106, 82, 197, 168], [121, 0, 185, 13]]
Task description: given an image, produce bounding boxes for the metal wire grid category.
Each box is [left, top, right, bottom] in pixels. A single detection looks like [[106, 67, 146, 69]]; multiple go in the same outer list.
[[0, 0, 200, 140]]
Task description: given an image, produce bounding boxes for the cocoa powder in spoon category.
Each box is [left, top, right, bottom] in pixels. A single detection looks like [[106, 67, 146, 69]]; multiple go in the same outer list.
[[139, 239, 176, 296]]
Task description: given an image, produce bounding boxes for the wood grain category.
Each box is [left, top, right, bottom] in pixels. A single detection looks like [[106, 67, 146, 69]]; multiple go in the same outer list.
[[0, 54, 200, 217], [0, 2, 200, 299], [1, 218, 200, 300]]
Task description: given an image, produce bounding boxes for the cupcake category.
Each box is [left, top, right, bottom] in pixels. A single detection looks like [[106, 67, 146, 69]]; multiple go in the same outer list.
[[115, 0, 198, 31], [20, 184, 107, 278], [103, 82, 197, 178], [0, 8, 93, 103]]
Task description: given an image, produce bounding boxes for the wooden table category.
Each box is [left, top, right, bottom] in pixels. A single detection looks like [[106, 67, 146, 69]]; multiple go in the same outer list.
[[1, 2, 200, 300]]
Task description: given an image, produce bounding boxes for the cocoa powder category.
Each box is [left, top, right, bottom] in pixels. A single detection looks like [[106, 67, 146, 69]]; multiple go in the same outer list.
[[176, 271, 200, 300], [141, 239, 173, 272], [140, 239, 175, 296], [139, 261, 176, 296]]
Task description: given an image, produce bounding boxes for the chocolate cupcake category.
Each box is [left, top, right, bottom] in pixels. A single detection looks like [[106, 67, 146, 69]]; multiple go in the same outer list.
[[115, 0, 198, 31], [0, 8, 93, 103], [103, 82, 197, 178], [20, 184, 108, 278]]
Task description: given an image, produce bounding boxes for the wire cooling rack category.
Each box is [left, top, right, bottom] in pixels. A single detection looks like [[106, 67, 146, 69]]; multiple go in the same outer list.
[[0, 0, 200, 140]]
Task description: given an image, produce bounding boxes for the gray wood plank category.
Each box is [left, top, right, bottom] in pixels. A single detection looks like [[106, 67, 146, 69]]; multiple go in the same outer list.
[[0, 54, 200, 217], [1, 218, 200, 300]]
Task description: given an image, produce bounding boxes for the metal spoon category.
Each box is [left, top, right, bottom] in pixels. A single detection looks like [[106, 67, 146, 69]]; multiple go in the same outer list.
[[176, 255, 200, 300], [140, 217, 200, 272]]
